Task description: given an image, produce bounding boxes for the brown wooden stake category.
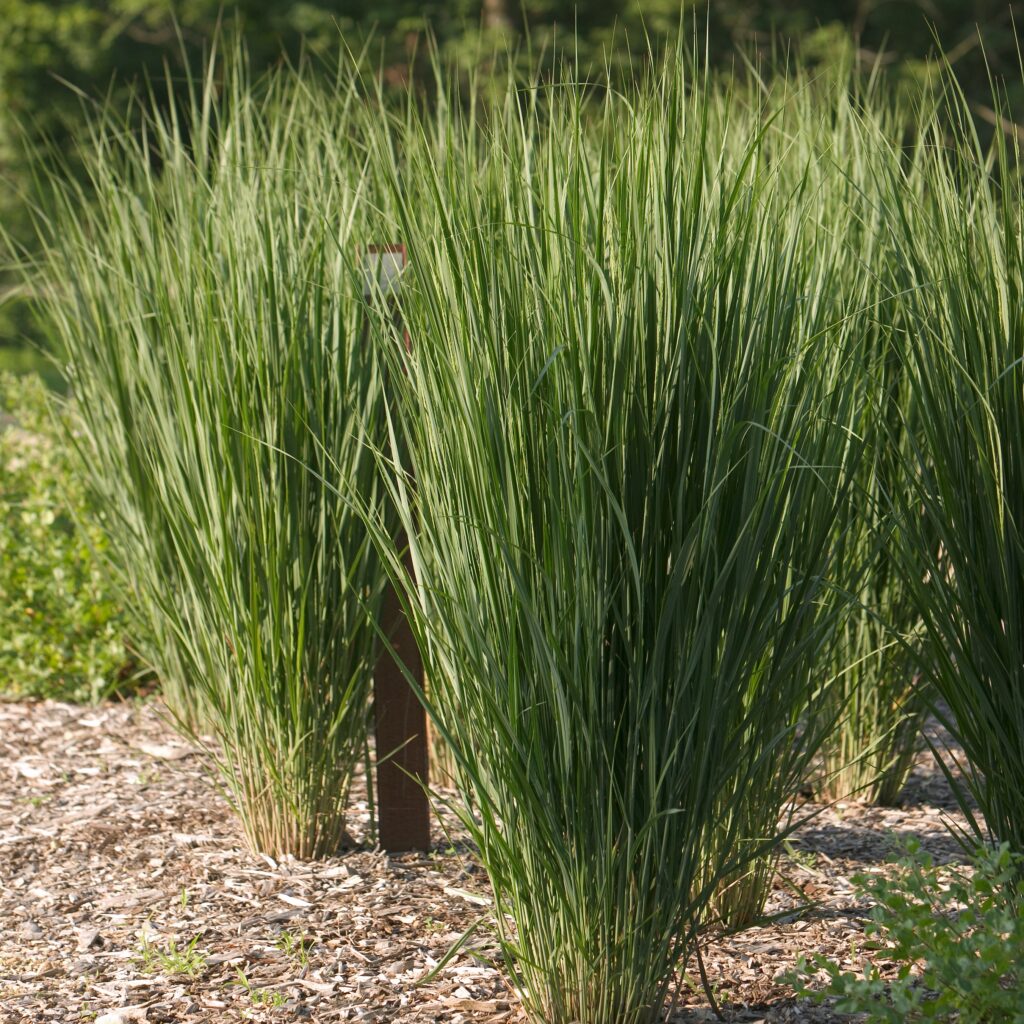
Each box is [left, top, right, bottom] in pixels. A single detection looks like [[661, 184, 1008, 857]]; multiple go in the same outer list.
[[364, 244, 430, 852], [373, 547, 430, 851]]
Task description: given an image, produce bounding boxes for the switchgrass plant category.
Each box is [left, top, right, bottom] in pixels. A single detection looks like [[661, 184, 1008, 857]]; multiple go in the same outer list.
[[818, 606, 926, 806], [702, 67, 932, 817], [28, 57, 392, 857], [883, 76, 1024, 854], [364, 59, 869, 1023]]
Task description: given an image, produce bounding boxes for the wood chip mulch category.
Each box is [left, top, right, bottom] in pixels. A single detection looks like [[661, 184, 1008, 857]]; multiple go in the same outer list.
[[0, 700, 974, 1024]]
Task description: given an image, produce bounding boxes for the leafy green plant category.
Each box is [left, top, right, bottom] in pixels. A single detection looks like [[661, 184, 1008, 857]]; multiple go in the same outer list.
[[788, 841, 1024, 1022], [362, 55, 871, 1024], [0, 371, 135, 701], [29, 56, 393, 857]]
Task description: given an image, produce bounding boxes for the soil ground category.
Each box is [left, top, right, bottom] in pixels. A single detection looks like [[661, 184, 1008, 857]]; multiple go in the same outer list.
[[0, 699, 973, 1023]]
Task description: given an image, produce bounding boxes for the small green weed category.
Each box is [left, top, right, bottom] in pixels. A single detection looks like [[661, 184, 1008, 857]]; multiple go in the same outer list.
[[234, 968, 286, 1007], [135, 934, 206, 977], [783, 841, 818, 872], [276, 931, 310, 966]]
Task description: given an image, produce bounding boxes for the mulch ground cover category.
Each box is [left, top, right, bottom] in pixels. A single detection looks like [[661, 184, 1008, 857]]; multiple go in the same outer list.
[[1, 700, 973, 1023]]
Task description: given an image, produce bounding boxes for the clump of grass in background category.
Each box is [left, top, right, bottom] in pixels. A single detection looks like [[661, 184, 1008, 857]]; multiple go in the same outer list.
[[883, 77, 1024, 856], [366, 58, 868, 1023], [0, 371, 135, 701], [28, 55, 392, 857], [816, 571, 926, 806], [810, 106, 930, 809]]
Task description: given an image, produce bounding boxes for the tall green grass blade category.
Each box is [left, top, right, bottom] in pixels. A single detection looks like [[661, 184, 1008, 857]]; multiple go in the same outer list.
[[883, 69, 1024, 853]]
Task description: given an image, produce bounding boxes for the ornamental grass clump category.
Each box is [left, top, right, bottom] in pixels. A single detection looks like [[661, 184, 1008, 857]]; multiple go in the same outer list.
[[816, 534, 927, 807], [817, 583, 926, 806], [29, 59, 391, 858], [366, 62, 865, 1023], [884, 79, 1024, 854]]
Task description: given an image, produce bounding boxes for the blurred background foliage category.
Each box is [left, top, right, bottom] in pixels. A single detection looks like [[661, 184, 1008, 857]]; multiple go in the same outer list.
[[0, 372, 137, 701], [2, 0, 1023, 361]]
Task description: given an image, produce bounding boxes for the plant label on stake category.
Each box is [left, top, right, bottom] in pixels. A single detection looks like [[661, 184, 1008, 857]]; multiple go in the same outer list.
[[364, 245, 411, 351], [362, 244, 429, 852]]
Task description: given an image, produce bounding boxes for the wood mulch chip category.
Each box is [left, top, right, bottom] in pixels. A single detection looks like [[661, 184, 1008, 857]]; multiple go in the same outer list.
[[0, 700, 974, 1023]]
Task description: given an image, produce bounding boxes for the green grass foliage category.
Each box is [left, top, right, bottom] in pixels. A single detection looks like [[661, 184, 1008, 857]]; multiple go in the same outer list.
[[359, 60, 887, 1022], [16, 40, 1024, 1024], [29, 60, 394, 858]]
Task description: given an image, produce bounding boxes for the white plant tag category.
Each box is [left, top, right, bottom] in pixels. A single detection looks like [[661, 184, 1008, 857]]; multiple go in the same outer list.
[[363, 245, 407, 298]]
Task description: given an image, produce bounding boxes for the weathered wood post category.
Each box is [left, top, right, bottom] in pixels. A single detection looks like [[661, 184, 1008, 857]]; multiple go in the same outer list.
[[363, 244, 430, 852]]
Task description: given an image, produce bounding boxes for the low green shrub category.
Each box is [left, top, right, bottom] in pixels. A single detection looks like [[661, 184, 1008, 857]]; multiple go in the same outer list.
[[0, 371, 134, 701], [788, 841, 1024, 1023]]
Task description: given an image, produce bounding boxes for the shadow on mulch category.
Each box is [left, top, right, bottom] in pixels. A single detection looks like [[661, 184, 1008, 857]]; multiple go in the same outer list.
[[796, 817, 966, 864]]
